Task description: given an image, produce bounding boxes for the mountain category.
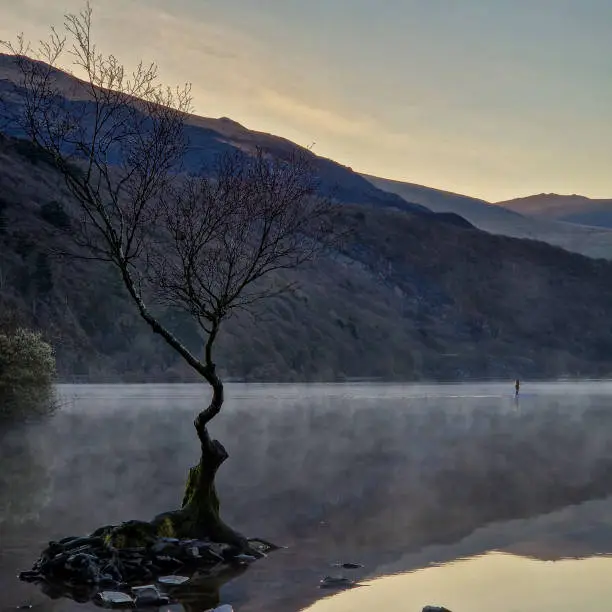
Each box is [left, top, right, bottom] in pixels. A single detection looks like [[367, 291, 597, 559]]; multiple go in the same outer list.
[[364, 175, 612, 260], [0, 53, 431, 217], [3, 130, 612, 382], [3, 55, 612, 381], [496, 193, 612, 229]]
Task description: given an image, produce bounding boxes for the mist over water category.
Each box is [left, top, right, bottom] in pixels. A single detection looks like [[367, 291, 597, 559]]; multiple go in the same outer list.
[[3, 382, 612, 611]]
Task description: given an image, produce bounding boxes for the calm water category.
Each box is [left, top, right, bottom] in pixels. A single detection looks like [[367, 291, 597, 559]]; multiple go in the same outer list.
[[3, 382, 612, 611]]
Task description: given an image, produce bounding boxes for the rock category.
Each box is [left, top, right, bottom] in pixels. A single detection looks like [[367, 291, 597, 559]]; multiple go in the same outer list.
[[152, 555, 184, 570], [151, 541, 182, 557], [157, 575, 190, 586], [332, 562, 363, 569], [131, 584, 170, 606], [96, 591, 134, 606], [218, 544, 242, 559], [423, 607, 452, 612], [199, 545, 226, 563], [210, 605, 234, 612], [22, 528, 273, 600], [161, 606, 186, 612], [64, 536, 105, 551], [247, 537, 285, 552], [98, 573, 117, 586], [65, 552, 102, 583], [231, 554, 257, 564], [319, 575, 355, 588], [90, 524, 116, 538]]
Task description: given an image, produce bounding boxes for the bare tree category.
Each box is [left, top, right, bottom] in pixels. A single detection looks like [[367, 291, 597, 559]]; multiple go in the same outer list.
[[2, 4, 335, 549]]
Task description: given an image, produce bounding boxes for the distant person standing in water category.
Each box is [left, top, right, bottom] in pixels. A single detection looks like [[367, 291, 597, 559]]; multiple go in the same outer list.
[[515, 379, 520, 397]]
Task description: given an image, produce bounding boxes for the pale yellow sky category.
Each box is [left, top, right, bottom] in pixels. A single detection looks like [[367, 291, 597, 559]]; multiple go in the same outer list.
[[1, 0, 611, 202]]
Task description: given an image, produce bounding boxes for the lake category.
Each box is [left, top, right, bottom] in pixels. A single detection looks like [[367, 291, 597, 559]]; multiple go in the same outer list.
[[2, 382, 612, 611]]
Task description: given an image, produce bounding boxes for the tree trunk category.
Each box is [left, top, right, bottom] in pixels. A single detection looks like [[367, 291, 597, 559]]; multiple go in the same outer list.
[[173, 365, 249, 549]]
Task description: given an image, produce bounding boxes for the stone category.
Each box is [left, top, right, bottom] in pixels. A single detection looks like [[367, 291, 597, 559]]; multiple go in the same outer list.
[[210, 605, 234, 612], [63, 536, 105, 551], [157, 575, 190, 585], [152, 555, 184, 570], [96, 591, 134, 606], [151, 541, 182, 557], [131, 584, 170, 606], [189, 546, 200, 558], [247, 537, 286, 552], [319, 575, 355, 588], [18, 571, 40, 582], [332, 562, 363, 569], [198, 544, 225, 562], [65, 552, 102, 583], [231, 554, 257, 564], [422, 607, 452, 612], [21, 529, 274, 601], [99, 573, 117, 586], [201, 542, 229, 554]]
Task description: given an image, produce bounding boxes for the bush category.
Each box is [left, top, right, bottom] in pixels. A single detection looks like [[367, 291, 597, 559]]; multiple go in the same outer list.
[[0, 329, 56, 421]]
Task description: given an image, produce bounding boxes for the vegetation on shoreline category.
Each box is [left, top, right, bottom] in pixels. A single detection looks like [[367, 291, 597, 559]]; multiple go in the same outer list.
[[0, 327, 56, 421]]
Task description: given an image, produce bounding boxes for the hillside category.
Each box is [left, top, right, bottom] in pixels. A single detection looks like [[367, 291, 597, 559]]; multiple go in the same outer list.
[[497, 193, 612, 229], [364, 175, 612, 260], [0, 53, 430, 217], [3, 132, 612, 382]]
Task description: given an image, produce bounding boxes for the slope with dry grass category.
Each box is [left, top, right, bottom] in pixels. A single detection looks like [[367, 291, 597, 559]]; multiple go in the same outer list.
[[2, 133, 612, 381]]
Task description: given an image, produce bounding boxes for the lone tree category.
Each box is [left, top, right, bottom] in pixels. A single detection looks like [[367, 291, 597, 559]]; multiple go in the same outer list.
[[2, 4, 335, 551]]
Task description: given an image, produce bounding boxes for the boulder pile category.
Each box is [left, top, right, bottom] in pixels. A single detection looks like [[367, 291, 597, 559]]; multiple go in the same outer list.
[[18, 522, 273, 607]]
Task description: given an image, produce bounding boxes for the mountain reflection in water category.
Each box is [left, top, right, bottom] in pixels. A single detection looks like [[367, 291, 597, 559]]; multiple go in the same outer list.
[[302, 553, 612, 612], [2, 382, 612, 611]]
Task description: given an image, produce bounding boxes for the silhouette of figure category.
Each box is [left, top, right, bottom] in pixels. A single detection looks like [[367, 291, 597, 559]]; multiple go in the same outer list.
[[515, 379, 520, 398]]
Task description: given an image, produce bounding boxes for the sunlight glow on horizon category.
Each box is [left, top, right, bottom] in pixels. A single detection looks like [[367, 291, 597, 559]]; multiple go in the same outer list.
[[1, 0, 611, 202]]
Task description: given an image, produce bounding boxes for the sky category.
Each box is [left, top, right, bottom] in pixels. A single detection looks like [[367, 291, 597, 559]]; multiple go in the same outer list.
[[1, 0, 611, 202]]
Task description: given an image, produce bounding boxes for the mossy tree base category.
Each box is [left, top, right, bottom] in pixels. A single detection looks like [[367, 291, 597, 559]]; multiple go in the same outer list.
[[97, 380, 265, 554], [19, 367, 279, 608]]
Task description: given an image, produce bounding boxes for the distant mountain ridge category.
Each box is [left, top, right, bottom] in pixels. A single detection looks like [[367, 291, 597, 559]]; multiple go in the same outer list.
[[496, 193, 612, 229], [364, 175, 612, 260]]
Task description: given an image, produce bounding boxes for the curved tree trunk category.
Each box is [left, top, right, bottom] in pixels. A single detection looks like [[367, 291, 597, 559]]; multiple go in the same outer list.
[[112, 297, 252, 548], [173, 364, 249, 548]]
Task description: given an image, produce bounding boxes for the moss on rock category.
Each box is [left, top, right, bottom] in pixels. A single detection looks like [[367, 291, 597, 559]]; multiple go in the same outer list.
[[99, 520, 159, 549]]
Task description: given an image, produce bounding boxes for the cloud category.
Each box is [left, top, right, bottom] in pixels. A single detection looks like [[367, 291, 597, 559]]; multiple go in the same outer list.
[[255, 88, 381, 140]]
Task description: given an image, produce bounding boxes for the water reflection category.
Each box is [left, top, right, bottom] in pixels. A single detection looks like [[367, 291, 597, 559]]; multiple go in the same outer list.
[[302, 553, 612, 612], [2, 382, 612, 611]]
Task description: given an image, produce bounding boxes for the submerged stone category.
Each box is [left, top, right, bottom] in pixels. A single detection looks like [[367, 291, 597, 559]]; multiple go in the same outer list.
[[96, 591, 134, 606], [231, 554, 257, 565], [18, 571, 40, 582], [157, 575, 189, 585], [18, 521, 280, 602], [319, 575, 355, 588], [422, 607, 452, 612], [131, 584, 170, 606], [332, 562, 363, 569]]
